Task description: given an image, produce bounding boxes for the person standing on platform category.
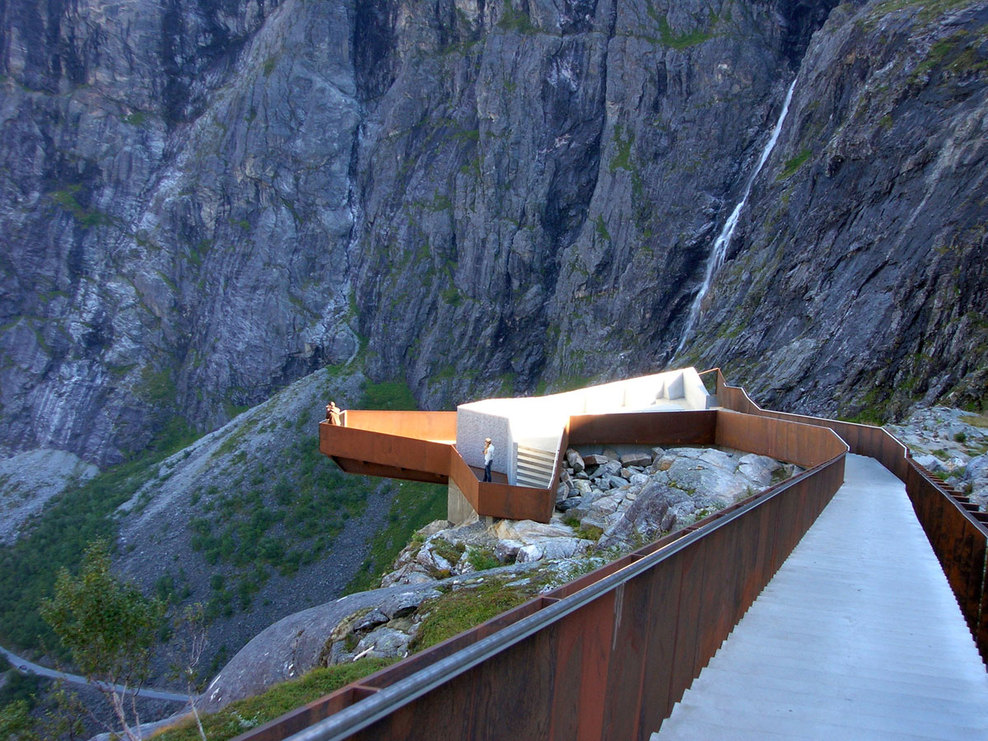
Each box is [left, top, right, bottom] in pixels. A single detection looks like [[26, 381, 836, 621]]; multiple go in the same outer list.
[[483, 437, 494, 482], [326, 401, 342, 425]]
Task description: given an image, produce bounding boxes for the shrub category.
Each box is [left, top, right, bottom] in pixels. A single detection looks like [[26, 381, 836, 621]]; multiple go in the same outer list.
[[465, 547, 500, 572], [410, 581, 529, 652]]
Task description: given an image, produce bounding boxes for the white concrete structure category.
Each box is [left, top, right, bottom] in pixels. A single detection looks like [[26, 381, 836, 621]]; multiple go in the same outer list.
[[456, 368, 713, 486]]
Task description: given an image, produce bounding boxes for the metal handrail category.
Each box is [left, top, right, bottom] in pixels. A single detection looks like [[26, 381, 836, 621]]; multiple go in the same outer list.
[[284, 454, 844, 741]]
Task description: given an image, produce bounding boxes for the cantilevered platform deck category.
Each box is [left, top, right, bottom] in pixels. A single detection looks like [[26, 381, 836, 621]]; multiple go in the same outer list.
[[654, 454, 988, 740]]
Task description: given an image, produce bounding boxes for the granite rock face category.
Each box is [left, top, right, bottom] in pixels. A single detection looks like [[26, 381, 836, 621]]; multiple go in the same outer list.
[[1, 0, 986, 468], [691, 1, 988, 420]]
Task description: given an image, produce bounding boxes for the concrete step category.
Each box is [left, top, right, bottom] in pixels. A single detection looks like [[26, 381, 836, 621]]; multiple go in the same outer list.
[[517, 445, 555, 459]]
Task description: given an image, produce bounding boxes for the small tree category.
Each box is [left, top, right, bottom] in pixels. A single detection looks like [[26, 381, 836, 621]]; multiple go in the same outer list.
[[169, 603, 208, 741], [40, 540, 164, 741]]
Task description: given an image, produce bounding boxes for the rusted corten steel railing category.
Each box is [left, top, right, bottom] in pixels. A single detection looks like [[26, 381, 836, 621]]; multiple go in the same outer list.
[[319, 413, 454, 485], [242, 409, 847, 741], [713, 369, 988, 663], [449, 444, 558, 523], [339, 410, 458, 441]]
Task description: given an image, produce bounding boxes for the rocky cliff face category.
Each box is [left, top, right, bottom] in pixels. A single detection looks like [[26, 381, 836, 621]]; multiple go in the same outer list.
[[1, 0, 985, 468], [693, 1, 988, 419]]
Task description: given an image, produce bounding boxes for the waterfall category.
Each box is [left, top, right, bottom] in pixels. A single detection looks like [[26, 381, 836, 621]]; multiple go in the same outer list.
[[674, 78, 798, 358]]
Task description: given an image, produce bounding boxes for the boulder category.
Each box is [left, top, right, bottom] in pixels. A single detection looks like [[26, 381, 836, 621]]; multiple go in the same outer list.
[[598, 480, 688, 549], [590, 493, 623, 516], [738, 454, 781, 487], [651, 455, 675, 472], [381, 565, 437, 588], [515, 537, 593, 563], [565, 448, 586, 472], [590, 460, 622, 480], [621, 452, 652, 468], [494, 539, 524, 562], [572, 479, 594, 496], [967, 454, 988, 481], [556, 482, 572, 505], [379, 590, 438, 620], [354, 627, 411, 660], [353, 609, 389, 633], [493, 519, 574, 543], [557, 497, 582, 512], [583, 453, 610, 467]]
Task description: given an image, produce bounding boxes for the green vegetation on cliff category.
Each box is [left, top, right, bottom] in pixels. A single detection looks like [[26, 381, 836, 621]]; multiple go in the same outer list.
[[0, 439, 191, 653], [151, 658, 393, 741]]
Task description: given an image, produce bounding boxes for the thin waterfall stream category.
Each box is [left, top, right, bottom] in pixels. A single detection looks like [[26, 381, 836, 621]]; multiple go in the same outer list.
[[674, 78, 798, 358]]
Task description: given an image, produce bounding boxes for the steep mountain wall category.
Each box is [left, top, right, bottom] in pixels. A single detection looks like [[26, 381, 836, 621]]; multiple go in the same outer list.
[[0, 0, 358, 465], [693, 1, 988, 419], [1, 0, 985, 467], [351, 0, 837, 401]]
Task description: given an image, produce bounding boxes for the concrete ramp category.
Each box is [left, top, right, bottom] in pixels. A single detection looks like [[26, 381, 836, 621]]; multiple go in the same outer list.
[[654, 454, 988, 740]]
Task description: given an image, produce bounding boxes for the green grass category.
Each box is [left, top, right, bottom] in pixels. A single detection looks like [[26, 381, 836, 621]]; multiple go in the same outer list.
[[150, 658, 393, 741], [360, 379, 419, 410], [49, 186, 112, 228], [867, 0, 980, 26], [609, 125, 635, 173], [960, 413, 988, 428], [657, 16, 714, 49], [190, 435, 377, 616], [430, 538, 465, 566], [409, 580, 530, 652], [466, 546, 501, 571], [910, 29, 988, 83], [575, 523, 604, 542], [498, 1, 537, 34], [777, 149, 813, 180]]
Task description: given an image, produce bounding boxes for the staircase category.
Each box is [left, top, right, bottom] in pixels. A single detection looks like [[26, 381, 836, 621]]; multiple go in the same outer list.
[[514, 444, 557, 489]]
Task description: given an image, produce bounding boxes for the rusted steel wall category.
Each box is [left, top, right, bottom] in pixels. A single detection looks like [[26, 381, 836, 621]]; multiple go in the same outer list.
[[568, 409, 845, 472], [905, 462, 988, 663], [449, 445, 555, 523], [714, 371, 909, 476], [715, 409, 847, 469], [339, 410, 457, 441], [319, 422, 452, 482], [568, 410, 716, 447], [237, 452, 845, 741], [714, 369, 988, 664]]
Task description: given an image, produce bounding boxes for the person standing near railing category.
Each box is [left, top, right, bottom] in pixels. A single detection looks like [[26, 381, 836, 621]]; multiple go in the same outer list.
[[326, 401, 342, 426], [483, 437, 494, 482]]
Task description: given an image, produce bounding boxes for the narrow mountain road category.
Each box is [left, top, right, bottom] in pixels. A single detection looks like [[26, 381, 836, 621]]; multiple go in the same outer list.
[[0, 644, 189, 703]]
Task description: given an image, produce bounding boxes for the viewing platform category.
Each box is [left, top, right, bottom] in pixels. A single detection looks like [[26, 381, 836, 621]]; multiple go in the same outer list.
[[320, 368, 717, 524], [245, 371, 988, 740]]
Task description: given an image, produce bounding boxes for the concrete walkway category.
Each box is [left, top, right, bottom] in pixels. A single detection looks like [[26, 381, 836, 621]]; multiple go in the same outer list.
[[654, 454, 988, 740]]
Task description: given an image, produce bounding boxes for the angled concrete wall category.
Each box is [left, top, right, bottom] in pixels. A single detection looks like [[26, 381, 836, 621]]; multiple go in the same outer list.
[[456, 368, 711, 483]]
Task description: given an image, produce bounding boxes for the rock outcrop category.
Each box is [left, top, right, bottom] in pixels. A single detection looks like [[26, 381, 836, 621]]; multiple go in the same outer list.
[[202, 441, 797, 707], [886, 406, 988, 511]]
